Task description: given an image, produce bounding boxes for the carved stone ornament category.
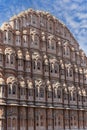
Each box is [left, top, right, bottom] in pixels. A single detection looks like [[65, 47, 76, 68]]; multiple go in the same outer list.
[[68, 85, 75, 92], [46, 80, 52, 91], [0, 108, 4, 117], [0, 77, 5, 85], [27, 79, 33, 88], [17, 50, 23, 59], [5, 47, 15, 55], [1, 22, 12, 31], [35, 79, 43, 87], [19, 80, 26, 87], [41, 32, 46, 41], [32, 52, 41, 60], [52, 81, 61, 88], [82, 89, 86, 96], [77, 87, 82, 95], [15, 30, 21, 35], [44, 54, 49, 65], [0, 48, 3, 54], [25, 51, 30, 61], [7, 76, 17, 84], [49, 57, 57, 64]]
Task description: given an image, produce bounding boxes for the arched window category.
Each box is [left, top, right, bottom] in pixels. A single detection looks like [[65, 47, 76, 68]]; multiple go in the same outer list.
[[15, 19, 19, 30], [54, 64, 58, 73], [12, 84, 16, 95], [31, 34, 39, 48], [57, 89, 62, 99], [8, 31, 13, 44], [63, 47, 66, 55], [31, 14, 38, 26], [44, 65, 48, 72], [33, 60, 36, 69], [4, 31, 7, 43], [12, 118, 16, 128], [28, 88, 33, 97], [73, 92, 76, 101], [6, 54, 9, 63], [34, 35, 39, 45], [47, 88, 52, 98], [0, 54, 3, 62], [48, 20, 53, 32], [23, 35, 28, 47], [0, 82, 5, 98], [8, 118, 11, 128], [35, 87, 39, 97], [37, 61, 41, 70], [39, 87, 44, 98], [54, 88, 57, 98], [26, 61, 29, 67], [67, 47, 70, 55], [10, 54, 15, 64], [18, 59, 23, 67], [64, 88, 68, 100], [70, 68, 73, 77], [15, 35, 21, 46], [8, 83, 12, 94], [23, 17, 26, 27], [50, 63, 53, 73], [20, 88, 23, 95], [48, 39, 56, 50]]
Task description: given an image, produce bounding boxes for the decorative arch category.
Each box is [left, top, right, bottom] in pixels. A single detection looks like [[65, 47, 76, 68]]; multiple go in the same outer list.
[[30, 30, 40, 48], [7, 76, 17, 97], [47, 35, 56, 50], [22, 30, 29, 47], [63, 41, 70, 57], [32, 51, 42, 71], [52, 81, 62, 99], [34, 78, 45, 99], [46, 80, 52, 99], [15, 31, 21, 46], [49, 56, 59, 75]]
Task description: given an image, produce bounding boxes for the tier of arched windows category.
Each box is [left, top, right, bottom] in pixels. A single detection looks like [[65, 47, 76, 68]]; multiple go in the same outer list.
[[0, 48, 87, 84], [2, 30, 87, 67], [0, 76, 86, 106]]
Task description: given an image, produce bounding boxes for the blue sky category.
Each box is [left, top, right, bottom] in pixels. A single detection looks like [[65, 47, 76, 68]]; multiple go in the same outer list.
[[0, 0, 87, 53]]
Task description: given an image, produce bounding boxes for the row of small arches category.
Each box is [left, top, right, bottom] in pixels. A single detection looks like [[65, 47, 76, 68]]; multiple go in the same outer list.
[[0, 76, 86, 96]]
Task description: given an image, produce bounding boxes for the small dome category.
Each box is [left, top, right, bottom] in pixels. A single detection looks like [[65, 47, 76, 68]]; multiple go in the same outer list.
[[1, 22, 12, 31], [63, 83, 67, 87], [0, 48, 3, 54], [32, 52, 41, 60], [53, 81, 61, 88], [0, 78, 5, 85], [44, 54, 49, 65], [5, 47, 15, 54], [82, 89, 86, 96], [79, 67, 83, 73], [17, 50, 23, 59], [23, 30, 28, 34], [27, 79, 33, 88], [15, 30, 21, 35], [78, 87, 82, 95], [25, 51, 30, 61], [7, 76, 17, 84], [19, 80, 25, 87], [18, 77, 26, 87]]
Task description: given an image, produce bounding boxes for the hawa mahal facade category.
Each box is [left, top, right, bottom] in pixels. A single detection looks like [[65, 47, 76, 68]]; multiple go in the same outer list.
[[0, 9, 87, 130]]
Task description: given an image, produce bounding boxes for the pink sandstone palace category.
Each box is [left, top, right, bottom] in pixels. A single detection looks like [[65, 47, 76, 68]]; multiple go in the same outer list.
[[0, 9, 86, 130]]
